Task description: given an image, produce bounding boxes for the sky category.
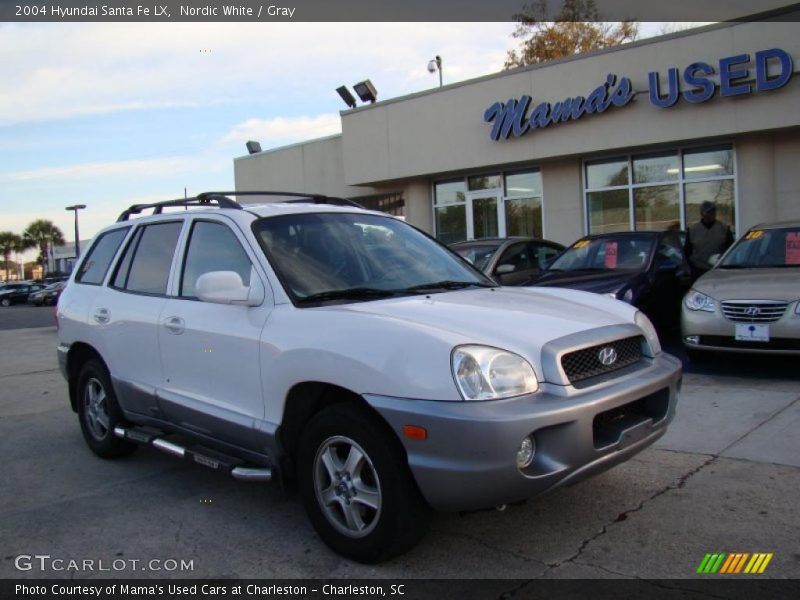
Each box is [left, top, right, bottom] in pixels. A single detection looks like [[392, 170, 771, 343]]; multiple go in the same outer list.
[[0, 21, 691, 256]]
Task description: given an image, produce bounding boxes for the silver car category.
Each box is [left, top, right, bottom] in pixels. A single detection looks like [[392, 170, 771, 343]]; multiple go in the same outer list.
[[682, 220, 800, 357]]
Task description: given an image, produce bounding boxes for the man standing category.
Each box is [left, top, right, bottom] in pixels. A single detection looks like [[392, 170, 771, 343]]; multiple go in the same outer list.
[[684, 201, 734, 279]]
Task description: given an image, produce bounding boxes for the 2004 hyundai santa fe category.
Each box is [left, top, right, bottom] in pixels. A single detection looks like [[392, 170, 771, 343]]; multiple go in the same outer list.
[[57, 192, 682, 562]]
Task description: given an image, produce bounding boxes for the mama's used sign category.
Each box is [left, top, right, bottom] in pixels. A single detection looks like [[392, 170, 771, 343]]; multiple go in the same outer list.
[[484, 48, 793, 141]]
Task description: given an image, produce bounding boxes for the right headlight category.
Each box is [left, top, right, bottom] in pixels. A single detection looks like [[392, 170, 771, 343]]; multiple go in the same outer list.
[[451, 345, 539, 401], [684, 290, 717, 313]]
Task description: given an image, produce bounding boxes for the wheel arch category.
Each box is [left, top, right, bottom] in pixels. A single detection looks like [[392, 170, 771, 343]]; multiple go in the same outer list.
[[65, 342, 108, 412], [278, 381, 408, 478]]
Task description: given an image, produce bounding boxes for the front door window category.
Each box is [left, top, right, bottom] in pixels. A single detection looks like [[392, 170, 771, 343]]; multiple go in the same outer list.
[[470, 195, 500, 239]]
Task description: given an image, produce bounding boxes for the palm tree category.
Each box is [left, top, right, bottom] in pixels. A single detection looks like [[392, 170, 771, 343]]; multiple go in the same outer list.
[[14, 235, 35, 280], [23, 220, 65, 276], [0, 232, 22, 281]]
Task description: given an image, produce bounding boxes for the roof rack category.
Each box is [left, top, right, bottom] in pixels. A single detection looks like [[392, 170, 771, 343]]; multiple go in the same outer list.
[[199, 191, 365, 209], [116, 190, 365, 222], [116, 196, 242, 222]]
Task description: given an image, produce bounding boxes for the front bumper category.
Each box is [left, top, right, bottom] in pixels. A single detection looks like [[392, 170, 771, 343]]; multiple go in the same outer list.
[[365, 352, 681, 512], [682, 306, 800, 355]]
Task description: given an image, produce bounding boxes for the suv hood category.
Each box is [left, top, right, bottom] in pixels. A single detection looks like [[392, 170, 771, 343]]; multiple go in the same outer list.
[[694, 268, 800, 301], [328, 287, 637, 357]]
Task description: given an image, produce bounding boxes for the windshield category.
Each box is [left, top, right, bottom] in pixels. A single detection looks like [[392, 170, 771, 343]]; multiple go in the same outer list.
[[451, 243, 502, 270], [720, 227, 800, 268], [252, 212, 492, 304], [548, 236, 655, 272]]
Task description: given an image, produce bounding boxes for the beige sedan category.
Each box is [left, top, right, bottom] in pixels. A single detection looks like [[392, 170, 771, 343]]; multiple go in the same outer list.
[[682, 220, 800, 357]]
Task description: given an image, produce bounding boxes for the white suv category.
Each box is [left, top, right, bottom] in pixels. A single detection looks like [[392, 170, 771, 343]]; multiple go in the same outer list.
[[57, 192, 681, 563]]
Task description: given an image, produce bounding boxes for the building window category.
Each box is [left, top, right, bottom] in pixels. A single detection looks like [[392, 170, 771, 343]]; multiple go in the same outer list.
[[351, 192, 405, 217], [434, 179, 468, 244], [434, 168, 542, 243], [584, 145, 736, 235], [504, 170, 543, 238]]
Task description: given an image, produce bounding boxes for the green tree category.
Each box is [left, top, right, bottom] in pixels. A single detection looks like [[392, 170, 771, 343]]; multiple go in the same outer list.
[[0, 232, 23, 281], [504, 0, 638, 69], [23, 219, 65, 275]]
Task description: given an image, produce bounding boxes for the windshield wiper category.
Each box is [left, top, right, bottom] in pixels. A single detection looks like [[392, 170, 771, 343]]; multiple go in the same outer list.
[[400, 280, 494, 293], [298, 287, 401, 304]]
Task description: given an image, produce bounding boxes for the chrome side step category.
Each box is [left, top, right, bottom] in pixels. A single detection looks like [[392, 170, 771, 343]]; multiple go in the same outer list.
[[114, 426, 272, 482]]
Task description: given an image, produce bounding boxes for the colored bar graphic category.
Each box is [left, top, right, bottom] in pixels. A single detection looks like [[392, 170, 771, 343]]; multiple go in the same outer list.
[[711, 553, 726, 573], [696, 554, 713, 574], [700, 552, 773, 575], [719, 554, 736, 574], [758, 553, 773, 573], [734, 553, 749, 573]]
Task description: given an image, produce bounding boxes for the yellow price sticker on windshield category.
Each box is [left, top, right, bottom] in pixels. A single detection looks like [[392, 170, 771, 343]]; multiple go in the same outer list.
[[745, 230, 764, 240], [573, 239, 590, 248]]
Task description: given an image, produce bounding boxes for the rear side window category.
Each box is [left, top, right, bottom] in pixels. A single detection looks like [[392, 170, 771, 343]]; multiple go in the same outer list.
[[76, 228, 130, 285], [180, 221, 252, 298], [112, 222, 182, 295]]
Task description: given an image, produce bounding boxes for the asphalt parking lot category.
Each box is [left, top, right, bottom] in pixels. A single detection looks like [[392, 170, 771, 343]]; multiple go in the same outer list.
[[1, 305, 798, 580]]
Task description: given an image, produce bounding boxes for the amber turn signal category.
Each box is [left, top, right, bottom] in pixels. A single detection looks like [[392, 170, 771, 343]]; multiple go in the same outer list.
[[402, 425, 427, 441]]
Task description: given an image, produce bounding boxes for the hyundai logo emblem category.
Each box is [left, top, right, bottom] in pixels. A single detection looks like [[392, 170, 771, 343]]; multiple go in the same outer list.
[[744, 307, 761, 317], [598, 347, 618, 366]]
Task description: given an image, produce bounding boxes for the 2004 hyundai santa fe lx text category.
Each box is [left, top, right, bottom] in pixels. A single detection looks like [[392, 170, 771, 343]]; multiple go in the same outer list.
[[56, 192, 682, 562]]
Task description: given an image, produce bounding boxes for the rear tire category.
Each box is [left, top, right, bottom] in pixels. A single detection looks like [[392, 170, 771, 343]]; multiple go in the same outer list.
[[297, 404, 429, 563], [0, 298, 10, 307], [76, 359, 137, 458]]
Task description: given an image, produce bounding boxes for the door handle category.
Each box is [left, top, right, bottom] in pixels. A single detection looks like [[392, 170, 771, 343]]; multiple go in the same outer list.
[[163, 316, 185, 335], [93, 308, 110, 324]]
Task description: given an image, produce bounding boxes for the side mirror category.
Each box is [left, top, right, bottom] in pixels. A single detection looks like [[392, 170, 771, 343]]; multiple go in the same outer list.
[[708, 253, 721, 267], [495, 264, 516, 275], [196, 271, 264, 306]]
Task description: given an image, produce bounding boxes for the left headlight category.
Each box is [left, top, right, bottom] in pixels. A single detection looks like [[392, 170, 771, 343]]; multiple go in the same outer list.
[[451, 345, 539, 401], [635, 311, 661, 356]]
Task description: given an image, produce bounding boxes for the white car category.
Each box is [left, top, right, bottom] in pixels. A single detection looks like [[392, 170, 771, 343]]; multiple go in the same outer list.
[[57, 192, 681, 562]]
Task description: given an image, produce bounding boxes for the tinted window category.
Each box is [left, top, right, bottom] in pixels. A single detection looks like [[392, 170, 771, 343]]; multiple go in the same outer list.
[[550, 236, 655, 271], [181, 221, 252, 298], [496, 243, 532, 272], [533, 243, 562, 268], [76, 228, 129, 285], [452, 243, 502, 271], [113, 222, 182, 295]]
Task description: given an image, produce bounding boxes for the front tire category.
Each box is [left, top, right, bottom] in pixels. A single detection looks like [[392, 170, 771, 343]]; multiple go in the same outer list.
[[297, 404, 429, 563], [76, 359, 136, 458], [0, 298, 10, 307]]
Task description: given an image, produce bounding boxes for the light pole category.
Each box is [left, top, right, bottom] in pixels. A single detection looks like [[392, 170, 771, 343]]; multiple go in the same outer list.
[[65, 204, 86, 268], [427, 55, 443, 88]]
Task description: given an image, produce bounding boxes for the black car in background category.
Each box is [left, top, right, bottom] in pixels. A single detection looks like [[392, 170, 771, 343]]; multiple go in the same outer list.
[[530, 230, 692, 326], [0, 282, 45, 306], [450, 237, 565, 285]]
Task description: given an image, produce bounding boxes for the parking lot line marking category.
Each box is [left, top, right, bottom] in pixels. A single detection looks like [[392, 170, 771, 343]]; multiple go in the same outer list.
[[734, 553, 749, 573], [719, 553, 736, 573]]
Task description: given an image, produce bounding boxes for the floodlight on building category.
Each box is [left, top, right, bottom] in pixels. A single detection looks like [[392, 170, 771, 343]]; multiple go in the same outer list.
[[428, 55, 443, 87], [246, 141, 262, 155], [336, 85, 357, 109], [353, 79, 378, 104]]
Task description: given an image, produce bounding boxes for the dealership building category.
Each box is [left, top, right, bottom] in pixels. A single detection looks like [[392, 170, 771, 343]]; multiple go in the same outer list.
[[234, 20, 799, 247]]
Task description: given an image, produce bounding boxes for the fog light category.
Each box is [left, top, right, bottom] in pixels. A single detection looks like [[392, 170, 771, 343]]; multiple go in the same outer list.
[[685, 335, 700, 345], [516, 436, 535, 469]]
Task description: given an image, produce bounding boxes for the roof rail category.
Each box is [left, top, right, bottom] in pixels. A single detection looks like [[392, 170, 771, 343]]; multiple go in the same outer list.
[[116, 195, 242, 222], [199, 191, 365, 209]]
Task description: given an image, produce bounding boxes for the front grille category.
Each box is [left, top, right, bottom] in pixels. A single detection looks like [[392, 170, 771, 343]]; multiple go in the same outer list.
[[721, 301, 788, 323], [561, 336, 644, 384]]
